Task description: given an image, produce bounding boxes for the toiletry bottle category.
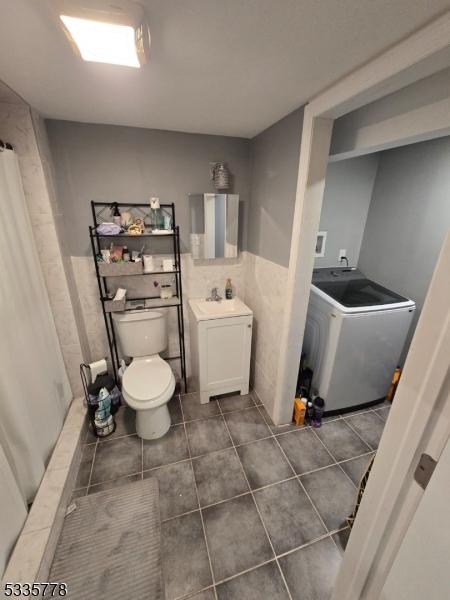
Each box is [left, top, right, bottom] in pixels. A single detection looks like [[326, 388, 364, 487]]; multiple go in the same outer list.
[[225, 278, 233, 299], [306, 400, 314, 424], [386, 367, 401, 402], [123, 246, 130, 262], [293, 398, 306, 426], [150, 197, 162, 231], [311, 397, 325, 428], [111, 202, 121, 226]]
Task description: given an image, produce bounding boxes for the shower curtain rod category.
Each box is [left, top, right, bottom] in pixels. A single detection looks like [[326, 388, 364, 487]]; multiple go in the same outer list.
[[0, 140, 14, 151]]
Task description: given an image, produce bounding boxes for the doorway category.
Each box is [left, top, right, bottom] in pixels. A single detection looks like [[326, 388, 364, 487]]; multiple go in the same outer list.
[[271, 11, 450, 599]]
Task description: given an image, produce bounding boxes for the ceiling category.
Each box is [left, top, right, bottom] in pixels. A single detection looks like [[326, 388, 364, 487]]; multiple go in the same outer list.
[[0, 0, 449, 138]]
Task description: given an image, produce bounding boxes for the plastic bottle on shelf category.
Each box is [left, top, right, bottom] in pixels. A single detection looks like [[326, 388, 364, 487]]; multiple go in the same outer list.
[[150, 197, 162, 232]]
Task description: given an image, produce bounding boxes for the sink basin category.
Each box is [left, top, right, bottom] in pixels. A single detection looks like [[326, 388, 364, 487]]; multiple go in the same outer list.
[[188, 297, 253, 321]]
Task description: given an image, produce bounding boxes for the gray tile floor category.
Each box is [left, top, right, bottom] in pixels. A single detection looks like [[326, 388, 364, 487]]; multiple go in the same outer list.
[[73, 393, 389, 600]]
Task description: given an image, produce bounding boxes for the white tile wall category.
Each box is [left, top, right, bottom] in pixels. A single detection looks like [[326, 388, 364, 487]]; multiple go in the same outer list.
[[242, 252, 289, 415]]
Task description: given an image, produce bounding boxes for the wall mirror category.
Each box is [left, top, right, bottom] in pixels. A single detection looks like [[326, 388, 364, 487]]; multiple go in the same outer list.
[[189, 193, 239, 259]]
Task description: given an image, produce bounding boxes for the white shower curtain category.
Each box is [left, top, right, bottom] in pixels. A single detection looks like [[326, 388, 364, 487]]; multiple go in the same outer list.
[[0, 148, 72, 575]]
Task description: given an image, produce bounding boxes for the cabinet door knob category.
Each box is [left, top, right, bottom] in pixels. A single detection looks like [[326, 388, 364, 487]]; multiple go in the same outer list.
[[248, 324, 252, 328]]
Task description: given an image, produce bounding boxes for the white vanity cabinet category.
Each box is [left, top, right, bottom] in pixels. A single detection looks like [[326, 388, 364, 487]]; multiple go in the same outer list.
[[188, 298, 253, 404]]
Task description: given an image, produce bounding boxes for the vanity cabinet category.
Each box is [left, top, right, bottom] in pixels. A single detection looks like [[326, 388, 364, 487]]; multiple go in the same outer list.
[[188, 299, 253, 404]]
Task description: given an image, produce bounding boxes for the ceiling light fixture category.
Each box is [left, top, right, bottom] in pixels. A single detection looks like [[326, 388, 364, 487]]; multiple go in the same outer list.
[[58, 1, 150, 68]]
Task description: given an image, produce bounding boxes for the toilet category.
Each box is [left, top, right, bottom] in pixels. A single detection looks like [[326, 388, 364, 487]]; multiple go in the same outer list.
[[112, 309, 175, 440]]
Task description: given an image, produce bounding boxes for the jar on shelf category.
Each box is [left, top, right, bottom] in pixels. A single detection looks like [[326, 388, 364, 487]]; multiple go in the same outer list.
[[160, 284, 173, 299]]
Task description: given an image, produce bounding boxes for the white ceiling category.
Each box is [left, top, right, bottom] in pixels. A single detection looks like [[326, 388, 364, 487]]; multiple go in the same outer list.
[[0, 0, 449, 138]]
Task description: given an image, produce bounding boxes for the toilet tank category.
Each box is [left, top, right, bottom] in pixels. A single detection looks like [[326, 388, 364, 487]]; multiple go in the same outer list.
[[112, 309, 167, 357]]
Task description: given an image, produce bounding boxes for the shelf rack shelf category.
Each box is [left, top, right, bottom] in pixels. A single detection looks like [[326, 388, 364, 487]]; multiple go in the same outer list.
[[89, 201, 187, 391], [100, 270, 181, 277], [89, 230, 176, 238]]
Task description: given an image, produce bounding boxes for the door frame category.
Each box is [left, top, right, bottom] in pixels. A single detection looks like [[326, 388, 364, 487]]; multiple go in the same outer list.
[[271, 10, 450, 598], [333, 233, 450, 599]]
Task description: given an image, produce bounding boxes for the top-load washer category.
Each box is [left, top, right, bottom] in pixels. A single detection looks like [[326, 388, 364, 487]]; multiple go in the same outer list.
[[303, 267, 415, 414]]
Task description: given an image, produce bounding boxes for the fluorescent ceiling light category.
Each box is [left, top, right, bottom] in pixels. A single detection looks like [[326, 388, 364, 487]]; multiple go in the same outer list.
[[60, 15, 140, 67]]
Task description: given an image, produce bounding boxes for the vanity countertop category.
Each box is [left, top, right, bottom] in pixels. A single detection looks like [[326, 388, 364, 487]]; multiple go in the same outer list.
[[188, 297, 253, 321]]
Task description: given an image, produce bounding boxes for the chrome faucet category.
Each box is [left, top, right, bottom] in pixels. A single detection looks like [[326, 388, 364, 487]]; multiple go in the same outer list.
[[206, 287, 222, 302]]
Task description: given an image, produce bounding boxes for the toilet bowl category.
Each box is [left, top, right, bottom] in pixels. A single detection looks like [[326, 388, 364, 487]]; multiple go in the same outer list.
[[122, 355, 175, 439], [112, 309, 175, 440]]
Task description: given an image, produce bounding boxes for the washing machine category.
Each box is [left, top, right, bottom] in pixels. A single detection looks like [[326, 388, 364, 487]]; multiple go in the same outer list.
[[303, 267, 415, 414]]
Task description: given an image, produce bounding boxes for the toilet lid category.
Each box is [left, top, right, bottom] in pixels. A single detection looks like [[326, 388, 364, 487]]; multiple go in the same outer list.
[[123, 358, 173, 403]]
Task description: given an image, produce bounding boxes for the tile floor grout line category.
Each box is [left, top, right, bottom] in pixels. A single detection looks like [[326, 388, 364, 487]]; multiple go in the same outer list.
[[274, 530, 339, 561], [271, 434, 331, 536], [341, 415, 376, 451], [337, 449, 375, 466], [174, 583, 217, 600], [189, 557, 277, 597], [293, 427, 354, 555], [371, 407, 389, 423], [217, 397, 258, 415], [87, 470, 144, 491], [308, 426, 360, 490], [86, 438, 99, 490], [182, 401, 258, 424], [255, 404, 334, 539], [181, 408, 219, 600], [272, 425, 312, 437], [144, 456, 193, 474], [217, 400, 294, 600], [161, 507, 201, 524]]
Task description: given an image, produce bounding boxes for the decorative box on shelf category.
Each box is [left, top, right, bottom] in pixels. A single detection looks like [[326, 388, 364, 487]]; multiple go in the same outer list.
[[98, 262, 143, 277]]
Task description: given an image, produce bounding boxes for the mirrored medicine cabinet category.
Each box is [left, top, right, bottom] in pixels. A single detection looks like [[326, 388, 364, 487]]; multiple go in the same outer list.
[[189, 193, 239, 259]]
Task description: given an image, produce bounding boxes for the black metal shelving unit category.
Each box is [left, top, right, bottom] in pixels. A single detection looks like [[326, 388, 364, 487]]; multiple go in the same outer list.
[[89, 201, 187, 392]]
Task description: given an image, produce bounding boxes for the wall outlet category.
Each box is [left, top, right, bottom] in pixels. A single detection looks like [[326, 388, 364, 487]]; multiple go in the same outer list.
[[338, 249, 347, 262]]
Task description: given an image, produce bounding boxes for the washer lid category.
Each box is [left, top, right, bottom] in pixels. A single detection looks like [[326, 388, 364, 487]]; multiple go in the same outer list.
[[313, 278, 409, 308], [123, 357, 173, 402]]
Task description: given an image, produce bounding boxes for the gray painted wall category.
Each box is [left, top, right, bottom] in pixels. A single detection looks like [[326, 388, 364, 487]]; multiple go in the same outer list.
[[247, 107, 304, 267], [45, 120, 250, 256], [359, 135, 450, 353], [315, 154, 380, 268]]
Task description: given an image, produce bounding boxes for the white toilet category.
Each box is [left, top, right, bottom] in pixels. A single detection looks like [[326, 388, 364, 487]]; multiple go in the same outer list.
[[112, 309, 175, 440]]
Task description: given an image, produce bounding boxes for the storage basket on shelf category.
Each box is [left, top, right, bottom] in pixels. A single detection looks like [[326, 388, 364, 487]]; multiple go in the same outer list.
[[98, 261, 143, 277]]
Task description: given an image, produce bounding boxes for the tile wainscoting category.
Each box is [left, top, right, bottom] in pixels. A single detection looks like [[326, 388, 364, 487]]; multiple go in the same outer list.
[[242, 253, 289, 417], [72, 251, 288, 423]]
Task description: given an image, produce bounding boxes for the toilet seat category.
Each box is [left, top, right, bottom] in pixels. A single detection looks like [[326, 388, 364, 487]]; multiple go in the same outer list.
[[122, 355, 175, 410]]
